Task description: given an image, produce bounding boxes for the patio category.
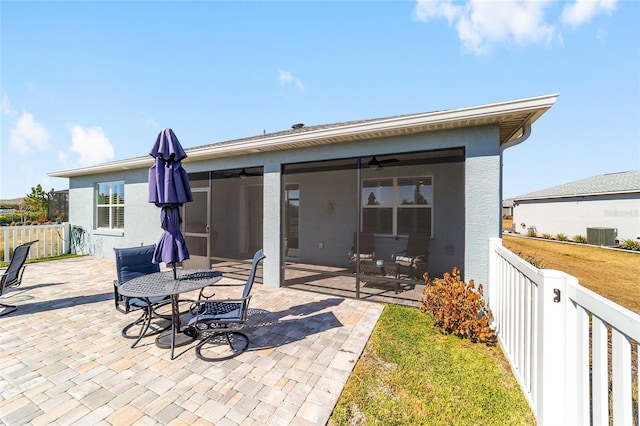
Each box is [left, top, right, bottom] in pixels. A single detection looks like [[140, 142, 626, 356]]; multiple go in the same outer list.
[[0, 256, 383, 425]]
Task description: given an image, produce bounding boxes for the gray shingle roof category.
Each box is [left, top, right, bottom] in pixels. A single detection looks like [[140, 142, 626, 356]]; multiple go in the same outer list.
[[514, 170, 640, 200]]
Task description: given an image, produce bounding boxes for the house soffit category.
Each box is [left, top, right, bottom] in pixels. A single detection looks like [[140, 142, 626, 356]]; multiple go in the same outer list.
[[49, 93, 559, 178]]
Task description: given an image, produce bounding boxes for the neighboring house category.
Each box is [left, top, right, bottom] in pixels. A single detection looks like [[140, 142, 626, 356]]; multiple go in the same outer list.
[[49, 94, 558, 293], [502, 199, 514, 217], [512, 170, 640, 243]]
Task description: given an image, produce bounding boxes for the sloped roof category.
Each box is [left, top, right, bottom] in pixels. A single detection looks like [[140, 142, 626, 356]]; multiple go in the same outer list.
[[49, 93, 558, 178], [514, 170, 640, 201]]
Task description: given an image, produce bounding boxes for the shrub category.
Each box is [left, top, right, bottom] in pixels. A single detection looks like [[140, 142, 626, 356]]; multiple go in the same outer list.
[[527, 229, 537, 237], [0, 212, 41, 226], [573, 235, 587, 244], [556, 233, 568, 241], [513, 250, 546, 268], [419, 267, 496, 344], [541, 233, 552, 239], [619, 239, 640, 251]]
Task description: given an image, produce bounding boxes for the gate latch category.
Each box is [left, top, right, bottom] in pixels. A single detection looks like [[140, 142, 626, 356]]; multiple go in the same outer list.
[[553, 289, 561, 303]]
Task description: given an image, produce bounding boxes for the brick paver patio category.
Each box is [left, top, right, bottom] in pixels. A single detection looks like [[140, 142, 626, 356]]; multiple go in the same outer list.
[[0, 256, 383, 425]]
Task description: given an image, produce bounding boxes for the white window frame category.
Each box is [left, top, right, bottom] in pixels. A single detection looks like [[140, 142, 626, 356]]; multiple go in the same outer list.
[[96, 181, 125, 230], [361, 176, 433, 236]]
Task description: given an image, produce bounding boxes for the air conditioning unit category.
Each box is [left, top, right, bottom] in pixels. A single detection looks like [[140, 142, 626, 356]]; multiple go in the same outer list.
[[586, 227, 617, 247]]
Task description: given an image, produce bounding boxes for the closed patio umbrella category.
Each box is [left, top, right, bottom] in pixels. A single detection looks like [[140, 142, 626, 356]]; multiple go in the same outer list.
[[149, 128, 193, 278]]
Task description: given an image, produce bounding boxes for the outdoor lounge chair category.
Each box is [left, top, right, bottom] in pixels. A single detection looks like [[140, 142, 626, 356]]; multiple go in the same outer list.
[[0, 240, 37, 316], [348, 232, 376, 263], [113, 245, 171, 347], [188, 249, 265, 361], [392, 233, 430, 279]]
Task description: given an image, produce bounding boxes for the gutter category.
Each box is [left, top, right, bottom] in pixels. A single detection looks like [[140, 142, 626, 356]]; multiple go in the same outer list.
[[500, 122, 531, 153]]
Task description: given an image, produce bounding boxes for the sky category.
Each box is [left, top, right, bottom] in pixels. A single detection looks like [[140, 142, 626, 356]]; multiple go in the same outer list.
[[1, 0, 639, 200]]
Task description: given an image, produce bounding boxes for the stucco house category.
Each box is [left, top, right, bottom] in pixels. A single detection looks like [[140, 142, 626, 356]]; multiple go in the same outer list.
[[49, 94, 558, 297], [512, 170, 640, 243]]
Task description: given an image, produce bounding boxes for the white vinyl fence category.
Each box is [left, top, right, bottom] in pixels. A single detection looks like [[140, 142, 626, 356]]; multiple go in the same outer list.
[[1, 223, 71, 262], [489, 237, 640, 425]]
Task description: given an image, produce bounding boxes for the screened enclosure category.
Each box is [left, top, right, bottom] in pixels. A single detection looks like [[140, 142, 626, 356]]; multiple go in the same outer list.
[[182, 148, 464, 304]]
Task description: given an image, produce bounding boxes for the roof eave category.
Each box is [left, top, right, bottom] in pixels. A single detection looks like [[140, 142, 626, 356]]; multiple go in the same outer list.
[[515, 189, 640, 202], [49, 93, 559, 178]]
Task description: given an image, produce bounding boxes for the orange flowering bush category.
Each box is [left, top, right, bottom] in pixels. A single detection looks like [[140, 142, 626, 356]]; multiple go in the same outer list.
[[420, 267, 496, 344]]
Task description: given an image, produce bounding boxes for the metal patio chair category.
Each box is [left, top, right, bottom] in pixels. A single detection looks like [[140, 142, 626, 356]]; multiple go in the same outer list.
[[188, 249, 265, 361], [0, 240, 37, 316], [113, 245, 171, 347]]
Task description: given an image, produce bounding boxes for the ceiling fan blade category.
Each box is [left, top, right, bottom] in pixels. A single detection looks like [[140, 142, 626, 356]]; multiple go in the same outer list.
[[368, 156, 399, 169], [380, 158, 399, 164]]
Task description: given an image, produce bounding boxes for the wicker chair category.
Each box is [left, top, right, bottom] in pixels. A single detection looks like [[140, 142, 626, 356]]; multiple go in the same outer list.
[[392, 233, 430, 279], [348, 232, 376, 263]]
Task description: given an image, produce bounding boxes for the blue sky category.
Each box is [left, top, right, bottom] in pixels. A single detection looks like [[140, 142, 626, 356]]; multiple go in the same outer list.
[[1, 0, 638, 200]]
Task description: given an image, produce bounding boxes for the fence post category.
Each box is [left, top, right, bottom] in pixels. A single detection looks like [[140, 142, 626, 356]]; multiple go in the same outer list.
[[535, 269, 568, 425], [487, 237, 502, 308], [62, 223, 71, 254]]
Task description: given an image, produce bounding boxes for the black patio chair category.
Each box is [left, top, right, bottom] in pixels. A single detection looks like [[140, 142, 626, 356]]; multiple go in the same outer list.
[[188, 249, 265, 361], [113, 245, 171, 347], [0, 241, 37, 316], [392, 233, 430, 279]]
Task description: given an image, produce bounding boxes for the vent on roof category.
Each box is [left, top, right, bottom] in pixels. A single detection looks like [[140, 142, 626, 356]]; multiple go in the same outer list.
[[292, 123, 304, 129]]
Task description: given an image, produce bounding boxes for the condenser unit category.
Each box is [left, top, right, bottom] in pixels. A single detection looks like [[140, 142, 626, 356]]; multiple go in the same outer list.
[[586, 227, 617, 247]]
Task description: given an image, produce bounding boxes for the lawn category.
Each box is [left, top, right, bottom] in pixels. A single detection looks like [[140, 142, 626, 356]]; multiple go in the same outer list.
[[502, 234, 640, 314], [329, 304, 535, 425]]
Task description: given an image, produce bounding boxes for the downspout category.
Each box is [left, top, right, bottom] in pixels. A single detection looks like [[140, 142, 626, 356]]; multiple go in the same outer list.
[[498, 122, 531, 237], [500, 122, 532, 153]]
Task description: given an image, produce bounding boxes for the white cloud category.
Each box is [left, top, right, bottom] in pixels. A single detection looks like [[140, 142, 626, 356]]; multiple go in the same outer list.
[[562, 0, 616, 27], [69, 125, 114, 166], [9, 112, 50, 154], [57, 150, 69, 164], [413, 0, 615, 54], [278, 69, 305, 92], [1, 95, 17, 117]]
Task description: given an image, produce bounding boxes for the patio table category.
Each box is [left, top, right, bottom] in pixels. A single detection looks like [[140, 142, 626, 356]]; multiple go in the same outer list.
[[119, 269, 222, 359], [358, 260, 401, 293]]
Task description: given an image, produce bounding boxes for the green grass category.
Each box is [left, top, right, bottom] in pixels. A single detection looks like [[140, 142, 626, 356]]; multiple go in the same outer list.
[[329, 304, 535, 425], [0, 253, 85, 268]]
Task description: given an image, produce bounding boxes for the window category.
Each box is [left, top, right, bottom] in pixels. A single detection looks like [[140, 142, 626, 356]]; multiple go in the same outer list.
[[362, 177, 432, 235], [96, 181, 124, 229]]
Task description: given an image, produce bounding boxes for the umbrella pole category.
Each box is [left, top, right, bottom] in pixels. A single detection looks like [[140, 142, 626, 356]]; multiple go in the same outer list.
[[173, 263, 177, 280]]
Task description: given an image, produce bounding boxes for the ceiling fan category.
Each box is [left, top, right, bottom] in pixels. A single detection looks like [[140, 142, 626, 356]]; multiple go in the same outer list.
[[368, 156, 399, 169], [237, 168, 262, 179]]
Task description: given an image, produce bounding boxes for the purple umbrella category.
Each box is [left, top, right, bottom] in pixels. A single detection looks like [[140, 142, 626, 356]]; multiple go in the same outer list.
[[149, 128, 192, 207], [149, 129, 193, 278]]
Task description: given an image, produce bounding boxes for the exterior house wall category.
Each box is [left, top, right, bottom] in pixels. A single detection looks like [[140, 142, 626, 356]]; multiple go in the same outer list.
[[69, 169, 162, 256], [513, 194, 640, 240], [463, 126, 501, 289], [66, 124, 501, 288]]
